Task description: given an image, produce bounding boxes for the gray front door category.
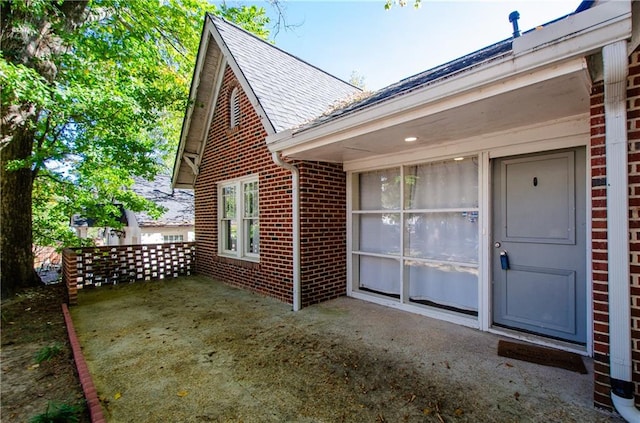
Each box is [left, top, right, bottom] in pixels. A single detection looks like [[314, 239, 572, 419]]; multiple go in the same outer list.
[[492, 148, 586, 344]]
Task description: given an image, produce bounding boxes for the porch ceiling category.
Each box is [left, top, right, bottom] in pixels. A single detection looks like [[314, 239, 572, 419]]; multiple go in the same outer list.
[[280, 66, 591, 163]]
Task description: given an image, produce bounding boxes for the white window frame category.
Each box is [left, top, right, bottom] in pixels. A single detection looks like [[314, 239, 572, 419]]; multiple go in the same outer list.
[[163, 234, 184, 243], [218, 174, 259, 262]]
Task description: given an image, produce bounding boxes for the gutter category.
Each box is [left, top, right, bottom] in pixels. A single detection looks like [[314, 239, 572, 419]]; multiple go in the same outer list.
[[603, 40, 640, 423], [271, 152, 301, 311]]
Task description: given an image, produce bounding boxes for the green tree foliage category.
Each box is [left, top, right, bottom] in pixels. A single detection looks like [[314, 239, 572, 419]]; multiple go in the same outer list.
[[0, 0, 270, 296], [384, 0, 421, 10]]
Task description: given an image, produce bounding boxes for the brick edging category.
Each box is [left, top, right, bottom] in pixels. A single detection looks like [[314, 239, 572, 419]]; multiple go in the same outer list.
[[62, 304, 106, 423]]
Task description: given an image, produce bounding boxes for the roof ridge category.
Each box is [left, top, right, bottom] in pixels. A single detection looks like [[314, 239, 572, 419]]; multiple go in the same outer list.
[[207, 14, 360, 91]]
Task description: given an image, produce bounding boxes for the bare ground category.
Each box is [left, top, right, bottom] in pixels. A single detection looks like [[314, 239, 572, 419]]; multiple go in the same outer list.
[[1, 283, 90, 422], [69, 276, 623, 423]]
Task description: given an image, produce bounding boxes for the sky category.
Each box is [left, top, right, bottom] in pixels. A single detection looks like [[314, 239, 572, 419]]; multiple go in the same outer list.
[[220, 0, 582, 90]]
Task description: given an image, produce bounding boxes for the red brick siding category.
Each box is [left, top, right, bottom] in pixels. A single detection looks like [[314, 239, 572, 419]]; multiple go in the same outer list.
[[194, 66, 347, 305], [299, 161, 347, 306], [195, 66, 293, 302], [591, 48, 640, 409]]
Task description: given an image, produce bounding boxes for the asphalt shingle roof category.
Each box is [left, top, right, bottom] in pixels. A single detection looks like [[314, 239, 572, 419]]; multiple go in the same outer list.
[[131, 175, 194, 227], [294, 38, 514, 134], [210, 15, 361, 132]]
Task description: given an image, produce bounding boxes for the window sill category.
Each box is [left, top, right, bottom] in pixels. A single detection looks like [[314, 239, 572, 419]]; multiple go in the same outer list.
[[217, 254, 260, 269]]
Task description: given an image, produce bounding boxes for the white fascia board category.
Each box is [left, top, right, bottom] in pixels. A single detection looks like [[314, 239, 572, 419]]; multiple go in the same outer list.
[[267, 1, 630, 155], [208, 20, 276, 136], [513, 1, 631, 55], [172, 17, 215, 189], [195, 55, 226, 173]]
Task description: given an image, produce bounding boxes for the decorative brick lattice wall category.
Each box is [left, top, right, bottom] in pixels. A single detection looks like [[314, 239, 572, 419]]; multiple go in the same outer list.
[[591, 48, 640, 409], [627, 48, 640, 408], [194, 66, 348, 306], [62, 243, 196, 305]]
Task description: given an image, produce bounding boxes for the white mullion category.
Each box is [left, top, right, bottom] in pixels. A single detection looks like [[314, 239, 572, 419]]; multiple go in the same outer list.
[[479, 152, 491, 331], [400, 165, 407, 304], [346, 171, 354, 295], [237, 180, 245, 259]]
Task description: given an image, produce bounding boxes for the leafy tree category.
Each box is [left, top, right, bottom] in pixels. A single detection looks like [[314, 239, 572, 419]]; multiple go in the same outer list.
[[384, 0, 422, 9], [0, 0, 270, 298]]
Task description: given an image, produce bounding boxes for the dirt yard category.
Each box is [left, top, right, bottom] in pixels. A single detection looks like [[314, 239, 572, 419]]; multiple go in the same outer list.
[[1, 283, 89, 422], [68, 276, 622, 423]]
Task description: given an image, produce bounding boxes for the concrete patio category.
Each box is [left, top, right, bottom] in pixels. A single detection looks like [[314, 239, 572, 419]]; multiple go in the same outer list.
[[69, 276, 622, 422]]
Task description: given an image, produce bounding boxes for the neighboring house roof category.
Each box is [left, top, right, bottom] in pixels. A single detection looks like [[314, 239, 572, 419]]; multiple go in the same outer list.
[[71, 204, 128, 227], [70, 175, 194, 228], [172, 15, 360, 189], [131, 174, 194, 227]]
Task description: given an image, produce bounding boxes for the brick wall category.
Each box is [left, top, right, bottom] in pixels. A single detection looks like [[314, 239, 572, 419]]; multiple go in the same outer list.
[[194, 65, 347, 305], [591, 47, 640, 409], [299, 161, 347, 306]]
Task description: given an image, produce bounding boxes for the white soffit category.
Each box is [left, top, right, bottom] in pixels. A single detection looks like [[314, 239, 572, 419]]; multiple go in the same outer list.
[[276, 58, 590, 163]]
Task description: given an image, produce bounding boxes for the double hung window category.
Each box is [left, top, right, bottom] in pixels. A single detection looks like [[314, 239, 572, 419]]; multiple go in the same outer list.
[[219, 175, 259, 260]]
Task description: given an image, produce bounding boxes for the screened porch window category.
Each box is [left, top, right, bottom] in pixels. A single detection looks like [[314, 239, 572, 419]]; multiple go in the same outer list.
[[219, 175, 259, 261], [352, 157, 479, 315]]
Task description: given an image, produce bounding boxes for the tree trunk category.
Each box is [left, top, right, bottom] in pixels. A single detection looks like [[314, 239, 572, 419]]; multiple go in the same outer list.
[[1, 128, 40, 298]]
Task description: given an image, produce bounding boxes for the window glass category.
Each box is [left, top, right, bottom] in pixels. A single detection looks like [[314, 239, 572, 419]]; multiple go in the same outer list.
[[404, 212, 478, 263], [406, 260, 478, 312], [356, 214, 401, 255], [163, 235, 184, 243], [358, 168, 401, 210], [405, 158, 478, 209], [358, 255, 400, 297], [222, 186, 236, 218]]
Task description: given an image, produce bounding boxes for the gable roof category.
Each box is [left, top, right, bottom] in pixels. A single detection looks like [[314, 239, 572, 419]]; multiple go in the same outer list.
[[172, 15, 360, 189], [211, 16, 360, 133]]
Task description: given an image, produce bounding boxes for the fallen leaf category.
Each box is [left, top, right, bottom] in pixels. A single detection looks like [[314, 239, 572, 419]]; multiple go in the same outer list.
[[454, 408, 464, 416], [505, 362, 513, 368], [114, 392, 122, 400], [177, 390, 188, 397], [423, 408, 432, 415], [28, 364, 40, 370]]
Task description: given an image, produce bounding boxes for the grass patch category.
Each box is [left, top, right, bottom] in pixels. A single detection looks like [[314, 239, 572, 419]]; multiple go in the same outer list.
[[35, 344, 63, 363], [30, 402, 82, 423]]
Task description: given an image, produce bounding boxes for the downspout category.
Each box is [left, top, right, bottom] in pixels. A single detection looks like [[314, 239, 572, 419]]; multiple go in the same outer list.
[[603, 40, 640, 422], [271, 151, 301, 311]]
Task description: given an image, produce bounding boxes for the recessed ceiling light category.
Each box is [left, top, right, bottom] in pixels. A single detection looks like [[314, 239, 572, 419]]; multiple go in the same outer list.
[[454, 157, 465, 161], [404, 136, 417, 142]]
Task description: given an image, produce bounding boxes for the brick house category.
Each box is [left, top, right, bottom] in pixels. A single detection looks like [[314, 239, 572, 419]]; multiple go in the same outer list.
[[173, 1, 639, 418]]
